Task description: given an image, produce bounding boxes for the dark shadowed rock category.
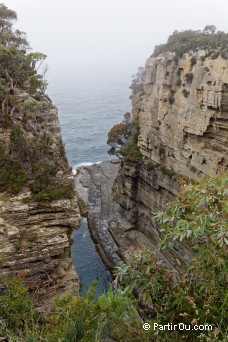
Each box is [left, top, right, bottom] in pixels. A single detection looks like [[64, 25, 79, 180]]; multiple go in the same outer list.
[[75, 160, 153, 268]]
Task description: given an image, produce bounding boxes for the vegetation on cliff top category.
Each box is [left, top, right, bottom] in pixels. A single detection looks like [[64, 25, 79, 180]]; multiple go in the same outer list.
[[107, 112, 142, 162], [0, 6, 227, 341], [0, 4, 73, 201], [152, 26, 228, 58], [1, 173, 227, 341], [0, 3, 47, 94]]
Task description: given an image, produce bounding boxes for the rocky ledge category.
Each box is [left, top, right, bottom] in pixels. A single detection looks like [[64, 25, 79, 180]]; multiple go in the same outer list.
[[0, 191, 80, 308], [75, 160, 154, 269], [0, 94, 81, 307]]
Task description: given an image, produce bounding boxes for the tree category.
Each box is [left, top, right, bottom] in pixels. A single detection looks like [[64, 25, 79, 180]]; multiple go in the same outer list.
[[203, 25, 217, 34], [27, 52, 48, 94], [107, 113, 142, 161], [0, 3, 17, 38], [155, 172, 227, 248], [153, 27, 228, 58], [28, 52, 47, 72], [117, 173, 228, 340], [0, 45, 32, 90], [0, 4, 47, 94], [107, 112, 131, 157], [0, 3, 29, 50]]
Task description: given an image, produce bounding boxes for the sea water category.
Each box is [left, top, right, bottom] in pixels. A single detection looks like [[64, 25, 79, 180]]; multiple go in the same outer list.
[[48, 66, 132, 295]]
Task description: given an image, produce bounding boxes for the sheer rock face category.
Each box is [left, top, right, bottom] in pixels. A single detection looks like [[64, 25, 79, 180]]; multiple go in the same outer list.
[[0, 194, 80, 305], [75, 161, 154, 268], [0, 96, 81, 305], [134, 52, 228, 177], [115, 52, 228, 270]]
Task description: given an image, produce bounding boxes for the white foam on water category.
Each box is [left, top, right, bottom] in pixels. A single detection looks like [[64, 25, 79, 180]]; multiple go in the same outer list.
[[72, 161, 102, 175]]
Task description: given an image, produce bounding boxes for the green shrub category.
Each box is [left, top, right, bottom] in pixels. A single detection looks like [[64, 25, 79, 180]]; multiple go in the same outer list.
[[0, 141, 27, 193], [156, 172, 228, 248], [0, 279, 147, 341], [116, 248, 175, 318], [130, 67, 144, 95], [31, 165, 56, 194], [108, 116, 141, 162], [0, 84, 8, 100], [160, 166, 177, 179], [190, 165, 197, 172], [120, 140, 142, 162], [0, 278, 41, 332], [1, 174, 227, 341], [7, 169, 27, 192], [177, 68, 182, 76], [168, 95, 175, 105], [14, 240, 22, 251], [182, 89, 190, 97], [27, 234, 38, 242], [32, 184, 74, 202], [184, 72, 194, 83], [176, 78, 182, 86], [190, 56, 196, 67], [220, 48, 228, 60], [28, 74, 47, 95], [129, 81, 144, 94], [117, 173, 228, 341], [152, 28, 228, 58], [147, 161, 156, 171], [158, 146, 165, 156], [23, 97, 39, 111], [0, 126, 74, 200], [211, 51, 220, 59]]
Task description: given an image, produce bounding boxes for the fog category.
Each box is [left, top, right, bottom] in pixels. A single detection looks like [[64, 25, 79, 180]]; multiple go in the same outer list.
[[4, 0, 228, 75]]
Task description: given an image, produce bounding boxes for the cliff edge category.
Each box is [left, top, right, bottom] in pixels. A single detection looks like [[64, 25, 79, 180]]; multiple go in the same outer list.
[[113, 36, 228, 270], [0, 4, 80, 306], [0, 94, 81, 306]]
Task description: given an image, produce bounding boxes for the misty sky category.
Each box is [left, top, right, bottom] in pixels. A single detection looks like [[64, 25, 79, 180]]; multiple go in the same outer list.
[[4, 0, 228, 74]]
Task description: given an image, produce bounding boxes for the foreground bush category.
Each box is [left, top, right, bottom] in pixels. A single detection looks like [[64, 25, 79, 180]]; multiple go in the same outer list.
[[0, 280, 153, 341], [117, 172, 228, 341], [0, 173, 227, 341]]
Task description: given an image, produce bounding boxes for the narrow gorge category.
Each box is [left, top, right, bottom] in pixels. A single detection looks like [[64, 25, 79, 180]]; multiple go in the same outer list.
[[76, 48, 228, 273], [0, 7, 227, 338]]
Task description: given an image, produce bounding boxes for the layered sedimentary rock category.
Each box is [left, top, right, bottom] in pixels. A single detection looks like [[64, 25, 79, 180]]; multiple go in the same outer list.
[[134, 51, 228, 177], [114, 51, 228, 270], [75, 161, 153, 268], [0, 194, 80, 305], [75, 52, 228, 272], [0, 95, 81, 305]]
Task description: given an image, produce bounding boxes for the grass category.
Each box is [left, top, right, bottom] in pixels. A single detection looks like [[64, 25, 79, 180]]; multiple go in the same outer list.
[[32, 184, 75, 202], [147, 161, 156, 171], [160, 166, 178, 180], [0, 126, 74, 202]]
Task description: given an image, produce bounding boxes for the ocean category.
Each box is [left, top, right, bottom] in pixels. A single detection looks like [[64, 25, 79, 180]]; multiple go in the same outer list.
[[48, 66, 132, 295], [48, 66, 132, 169]]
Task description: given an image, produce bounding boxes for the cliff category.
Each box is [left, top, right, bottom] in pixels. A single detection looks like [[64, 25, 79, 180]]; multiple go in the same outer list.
[[113, 50, 228, 270], [75, 50, 228, 270], [0, 94, 81, 306], [135, 51, 227, 176], [75, 160, 156, 269], [0, 4, 82, 305]]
